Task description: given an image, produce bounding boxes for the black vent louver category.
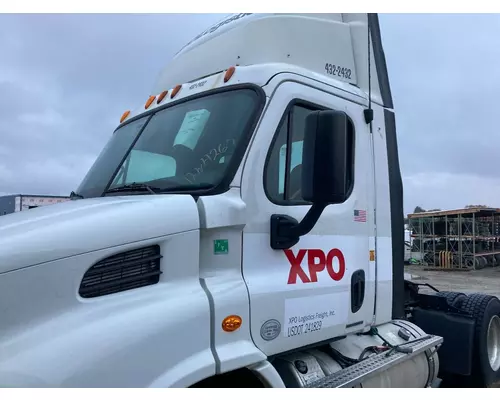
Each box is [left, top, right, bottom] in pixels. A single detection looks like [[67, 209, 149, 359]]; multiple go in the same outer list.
[[79, 245, 162, 298]]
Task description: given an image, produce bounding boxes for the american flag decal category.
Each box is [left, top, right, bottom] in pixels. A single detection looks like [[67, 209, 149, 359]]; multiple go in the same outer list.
[[354, 209, 367, 223]]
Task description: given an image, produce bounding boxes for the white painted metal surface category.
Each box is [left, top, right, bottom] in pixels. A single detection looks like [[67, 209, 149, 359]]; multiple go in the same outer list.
[[240, 78, 380, 356], [0, 194, 199, 273], [153, 13, 384, 106]]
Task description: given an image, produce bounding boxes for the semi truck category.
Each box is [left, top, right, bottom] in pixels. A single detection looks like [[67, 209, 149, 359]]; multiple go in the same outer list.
[[1, 13, 499, 388]]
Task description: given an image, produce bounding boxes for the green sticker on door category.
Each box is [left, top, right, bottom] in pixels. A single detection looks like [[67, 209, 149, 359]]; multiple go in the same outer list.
[[214, 239, 229, 255]]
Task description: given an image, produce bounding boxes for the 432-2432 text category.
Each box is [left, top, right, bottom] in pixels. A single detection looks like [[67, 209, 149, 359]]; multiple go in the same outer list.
[[324, 63, 352, 80]]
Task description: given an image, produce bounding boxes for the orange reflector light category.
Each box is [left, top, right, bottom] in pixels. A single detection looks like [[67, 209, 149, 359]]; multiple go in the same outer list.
[[145, 95, 156, 109], [157, 90, 168, 104], [171, 85, 182, 99], [222, 315, 242, 332], [120, 110, 130, 123], [224, 66, 236, 83]]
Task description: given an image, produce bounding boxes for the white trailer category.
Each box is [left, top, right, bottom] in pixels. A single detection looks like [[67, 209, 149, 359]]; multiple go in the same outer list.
[[16, 195, 69, 212], [0, 13, 499, 388], [0, 194, 69, 216]]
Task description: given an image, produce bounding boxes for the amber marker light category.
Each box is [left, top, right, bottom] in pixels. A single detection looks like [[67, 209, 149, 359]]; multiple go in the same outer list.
[[144, 95, 156, 109], [157, 90, 168, 104], [171, 85, 182, 99], [222, 315, 242, 332], [120, 110, 130, 123], [224, 66, 236, 83]]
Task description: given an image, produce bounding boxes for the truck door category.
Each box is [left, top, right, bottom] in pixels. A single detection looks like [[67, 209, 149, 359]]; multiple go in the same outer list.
[[241, 81, 375, 355]]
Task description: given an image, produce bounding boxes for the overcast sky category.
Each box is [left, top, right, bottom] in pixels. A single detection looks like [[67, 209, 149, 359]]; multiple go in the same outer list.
[[0, 13, 499, 214]]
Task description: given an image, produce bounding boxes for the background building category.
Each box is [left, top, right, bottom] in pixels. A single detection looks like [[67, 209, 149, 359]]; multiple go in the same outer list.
[[0, 194, 70, 216]]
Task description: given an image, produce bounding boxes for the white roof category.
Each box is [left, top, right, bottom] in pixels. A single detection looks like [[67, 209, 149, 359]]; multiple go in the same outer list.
[[152, 13, 390, 107]]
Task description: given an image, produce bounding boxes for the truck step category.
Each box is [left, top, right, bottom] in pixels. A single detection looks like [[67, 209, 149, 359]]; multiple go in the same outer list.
[[306, 335, 443, 388]]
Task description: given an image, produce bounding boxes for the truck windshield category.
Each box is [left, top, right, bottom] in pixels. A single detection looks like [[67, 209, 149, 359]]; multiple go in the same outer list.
[[76, 88, 262, 198]]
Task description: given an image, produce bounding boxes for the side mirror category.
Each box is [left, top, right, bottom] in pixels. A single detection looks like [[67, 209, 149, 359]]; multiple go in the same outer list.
[[302, 110, 351, 204], [270, 109, 353, 250]]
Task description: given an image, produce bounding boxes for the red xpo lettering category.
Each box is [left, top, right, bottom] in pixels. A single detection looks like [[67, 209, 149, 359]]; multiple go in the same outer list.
[[284, 248, 346, 284]]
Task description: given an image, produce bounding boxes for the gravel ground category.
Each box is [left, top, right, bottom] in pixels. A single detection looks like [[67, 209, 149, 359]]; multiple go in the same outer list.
[[404, 265, 500, 297]]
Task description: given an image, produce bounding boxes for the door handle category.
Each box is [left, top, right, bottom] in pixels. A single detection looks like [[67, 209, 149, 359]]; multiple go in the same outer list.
[[351, 269, 365, 314]]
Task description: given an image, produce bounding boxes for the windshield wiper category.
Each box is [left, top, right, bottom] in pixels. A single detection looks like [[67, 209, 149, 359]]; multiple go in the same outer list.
[[70, 191, 84, 200], [103, 183, 160, 195]]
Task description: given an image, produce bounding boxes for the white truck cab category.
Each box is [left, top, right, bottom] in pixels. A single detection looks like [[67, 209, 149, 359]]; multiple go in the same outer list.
[[1, 13, 500, 388]]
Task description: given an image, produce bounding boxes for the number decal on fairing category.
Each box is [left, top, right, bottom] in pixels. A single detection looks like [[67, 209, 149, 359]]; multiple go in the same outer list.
[[324, 63, 352, 80]]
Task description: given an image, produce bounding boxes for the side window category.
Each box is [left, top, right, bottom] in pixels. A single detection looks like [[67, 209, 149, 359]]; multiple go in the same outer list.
[[265, 102, 354, 204]]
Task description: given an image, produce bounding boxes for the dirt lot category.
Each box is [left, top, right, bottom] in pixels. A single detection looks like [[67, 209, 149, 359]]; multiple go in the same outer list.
[[405, 265, 500, 297]]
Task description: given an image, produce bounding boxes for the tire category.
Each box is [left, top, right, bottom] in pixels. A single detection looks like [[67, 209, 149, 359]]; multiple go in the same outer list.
[[476, 257, 487, 270], [436, 291, 468, 308], [460, 293, 500, 387]]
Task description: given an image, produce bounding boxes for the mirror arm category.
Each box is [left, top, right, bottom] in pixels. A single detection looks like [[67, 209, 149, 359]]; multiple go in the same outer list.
[[289, 202, 328, 237], [270, 203, 328, 250]]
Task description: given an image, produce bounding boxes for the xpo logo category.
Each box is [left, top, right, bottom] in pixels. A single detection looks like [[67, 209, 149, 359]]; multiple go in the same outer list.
[[284, 248, 346, 284]]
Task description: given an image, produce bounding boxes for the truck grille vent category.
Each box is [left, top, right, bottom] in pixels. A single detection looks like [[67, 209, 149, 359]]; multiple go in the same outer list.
[[79, 245, 163, 298]]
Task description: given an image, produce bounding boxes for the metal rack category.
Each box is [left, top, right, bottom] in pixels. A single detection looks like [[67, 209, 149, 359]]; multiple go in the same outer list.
[[408, 207, 500, 270]]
